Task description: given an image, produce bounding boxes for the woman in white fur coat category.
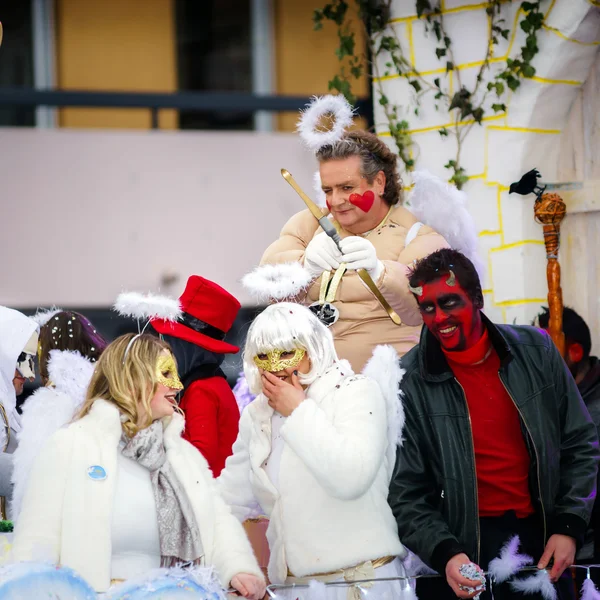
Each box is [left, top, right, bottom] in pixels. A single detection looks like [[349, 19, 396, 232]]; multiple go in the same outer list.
[[218, 302, 411, 598], [12, 333, 265, 598], [11, 309, 107, 520]]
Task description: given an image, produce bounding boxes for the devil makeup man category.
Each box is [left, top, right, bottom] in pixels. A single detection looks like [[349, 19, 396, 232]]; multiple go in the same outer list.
[[388, 249, 599, 600]]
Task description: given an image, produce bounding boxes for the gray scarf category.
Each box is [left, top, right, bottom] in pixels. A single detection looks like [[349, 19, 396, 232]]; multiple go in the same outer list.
[[122, 420, 204, 567]]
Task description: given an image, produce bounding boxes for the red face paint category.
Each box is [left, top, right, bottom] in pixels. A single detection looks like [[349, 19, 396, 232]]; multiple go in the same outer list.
[[326, 198, 332, 211], [348, 190, 375, 212], [417, 275, 483, 351]]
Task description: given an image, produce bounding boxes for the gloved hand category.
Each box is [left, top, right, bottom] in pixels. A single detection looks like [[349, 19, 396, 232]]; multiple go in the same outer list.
[[339, 236, 384, 281], [304, 232, 343, 279]]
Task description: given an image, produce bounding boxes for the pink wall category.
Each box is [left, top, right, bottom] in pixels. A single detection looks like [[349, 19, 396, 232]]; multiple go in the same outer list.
[[1, 128, 317, 307]]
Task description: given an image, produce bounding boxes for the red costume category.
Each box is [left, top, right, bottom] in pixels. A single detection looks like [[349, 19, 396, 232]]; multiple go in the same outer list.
[[151, 276, 241, 476]]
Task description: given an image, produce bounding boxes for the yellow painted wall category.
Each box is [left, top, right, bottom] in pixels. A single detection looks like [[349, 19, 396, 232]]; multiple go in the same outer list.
[[274, 0, 369, 131], [56, 0, 177, 129]]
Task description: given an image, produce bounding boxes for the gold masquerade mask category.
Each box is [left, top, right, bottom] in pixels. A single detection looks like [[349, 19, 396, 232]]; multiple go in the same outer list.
[[156, 354, 183, 390], [253, 348, 306, 373]]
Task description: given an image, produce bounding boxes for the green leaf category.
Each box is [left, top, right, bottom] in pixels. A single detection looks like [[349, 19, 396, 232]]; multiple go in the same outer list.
[[409, 80, 422, 93], [434, 77, 441, 88], [492, 103, 507, 113], [472, 107, 484, 123], [416, 0, 432, 18], [495, 81, 505, 96], [444, 159, 457, 168], [448, 87, 471, 111], [501, 29, 510, 40], [446, 61, 454, 72], [439, 127, 449, 136], [436, 47, 447, 59], [521, 63, 536, 78], [379, 95, 389, 106], [444, 36, 452, 48], [433, 21, 442, 41], [507, 76, 520, 91], [520, 19, 532, 33], [350, 64, 363, 79], [335, 32, 355, 60]]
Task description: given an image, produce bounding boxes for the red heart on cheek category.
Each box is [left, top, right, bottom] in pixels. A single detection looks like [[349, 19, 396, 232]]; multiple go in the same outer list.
[[348, 190, 375, 212], [326, 199, 331, 211]]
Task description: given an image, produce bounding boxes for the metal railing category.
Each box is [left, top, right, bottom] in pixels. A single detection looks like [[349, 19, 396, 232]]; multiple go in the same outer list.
[[0, 88, 373, 129]]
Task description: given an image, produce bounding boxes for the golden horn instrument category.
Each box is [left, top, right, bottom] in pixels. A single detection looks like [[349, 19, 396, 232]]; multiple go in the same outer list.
[[281, 169, 401, 326]]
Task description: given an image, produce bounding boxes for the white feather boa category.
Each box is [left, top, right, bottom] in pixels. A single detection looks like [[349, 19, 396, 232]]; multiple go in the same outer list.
[[409, 170, 485, 280], [11, 350, 95, 520], [242, 263, 312, 304]]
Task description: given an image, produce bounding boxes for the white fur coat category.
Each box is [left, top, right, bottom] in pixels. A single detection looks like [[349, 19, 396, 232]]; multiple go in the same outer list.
[[217, 359, 407, 584], [11, 350, 94, 520], [11, 399, 263, 592]]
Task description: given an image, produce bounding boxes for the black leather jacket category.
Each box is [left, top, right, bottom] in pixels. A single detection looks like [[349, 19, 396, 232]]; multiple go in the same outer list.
[[388, 315, 599, 574]]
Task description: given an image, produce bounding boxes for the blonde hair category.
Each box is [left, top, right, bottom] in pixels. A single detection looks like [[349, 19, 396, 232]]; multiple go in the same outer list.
[[78, 333, 179, 437]]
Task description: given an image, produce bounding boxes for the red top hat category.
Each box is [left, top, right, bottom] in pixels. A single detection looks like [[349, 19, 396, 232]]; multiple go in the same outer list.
[[151, 276, 241, 354]]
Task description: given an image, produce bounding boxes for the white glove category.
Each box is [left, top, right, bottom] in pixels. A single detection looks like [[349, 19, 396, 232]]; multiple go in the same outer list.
[[304, 232, 343, 279], [339, 236, 384, 281]]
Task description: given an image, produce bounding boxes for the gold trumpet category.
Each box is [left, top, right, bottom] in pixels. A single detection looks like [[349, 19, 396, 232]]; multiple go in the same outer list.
[[281, 169, 401, 326]]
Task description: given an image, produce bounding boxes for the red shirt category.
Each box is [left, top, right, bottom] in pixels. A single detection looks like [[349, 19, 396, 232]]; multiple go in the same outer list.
[[179, 376, 240, 477], [443, 330, 534, 518]]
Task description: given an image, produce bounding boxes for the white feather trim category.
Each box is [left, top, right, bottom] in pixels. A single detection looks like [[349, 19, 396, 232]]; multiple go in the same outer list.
[[362, 345, 406, 480], [409, 170, 485, 281], [242, 263, 312, 304], [488, 535, 533, 584], [313, 170, 328, 208], [297, 95, 354, 151], [581, 577, 600, 600], [47, 349, 95, 401], [31, 306, 62, 327], [113, 291, 181, 322], [11, 351, 95, 520], [510, 570, 557, 600]]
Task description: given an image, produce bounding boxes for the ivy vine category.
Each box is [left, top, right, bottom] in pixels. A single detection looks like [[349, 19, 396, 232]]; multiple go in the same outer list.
[[313, 0, 544, 189]]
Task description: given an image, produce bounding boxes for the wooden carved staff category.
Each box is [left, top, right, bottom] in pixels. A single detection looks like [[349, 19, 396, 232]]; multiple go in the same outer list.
[[509, 169, 567, 357]]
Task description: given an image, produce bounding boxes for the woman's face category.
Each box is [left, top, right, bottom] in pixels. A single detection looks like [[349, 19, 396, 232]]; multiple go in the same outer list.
[[148, 351, 183, 420], [254, 348, 311, 386]]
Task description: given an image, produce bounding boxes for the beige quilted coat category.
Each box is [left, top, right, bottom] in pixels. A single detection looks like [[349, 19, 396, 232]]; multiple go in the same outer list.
[[261, 206, 449, 371]]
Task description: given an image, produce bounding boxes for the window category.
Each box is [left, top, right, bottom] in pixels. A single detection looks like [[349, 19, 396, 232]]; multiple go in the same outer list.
[[175, 0, 254, 130], [0, 0, 35, 126]]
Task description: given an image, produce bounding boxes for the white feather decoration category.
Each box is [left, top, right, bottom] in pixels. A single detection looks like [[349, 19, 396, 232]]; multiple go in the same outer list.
[[409, 170, 485, 281], [510, 570, 557, 600], [362, 345, 406, 488], [582, 578, 600, 600], [31, 306, 63, 327], [488, 535, 533, 583], [313, 170, 328, 208], [242, 262, 312, 304], [113, 291, 181, 322], [297, 95, 354, 151]]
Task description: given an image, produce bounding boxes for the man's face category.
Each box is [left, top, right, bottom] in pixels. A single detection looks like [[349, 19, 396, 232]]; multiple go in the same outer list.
[[319, 156, 386, 233], [416, 275, 482, 352]]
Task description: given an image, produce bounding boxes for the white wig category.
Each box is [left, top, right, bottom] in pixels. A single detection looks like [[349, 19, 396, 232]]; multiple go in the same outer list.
[[243, 302, 339, 395]]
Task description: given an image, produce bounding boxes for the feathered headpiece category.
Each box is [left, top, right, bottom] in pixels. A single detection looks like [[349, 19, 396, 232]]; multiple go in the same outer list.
[[113, 291, 182, 361], [241, 262, 312, 305], [31, 306, 63, 327], [297, 94, 354, 152]]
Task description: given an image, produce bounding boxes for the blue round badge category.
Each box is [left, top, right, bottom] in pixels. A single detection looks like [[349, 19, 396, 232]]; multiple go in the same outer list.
[[87, 465, 107, 481]]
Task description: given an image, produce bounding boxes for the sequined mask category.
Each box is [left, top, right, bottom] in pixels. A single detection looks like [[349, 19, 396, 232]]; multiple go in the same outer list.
[[156, 354, 183, 390], [253, 348, 306, 373], [17, 331, 39, 379]]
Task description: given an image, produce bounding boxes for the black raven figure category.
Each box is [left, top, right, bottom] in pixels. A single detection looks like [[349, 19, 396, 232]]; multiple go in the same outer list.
[[509, 169, 546, 199]]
